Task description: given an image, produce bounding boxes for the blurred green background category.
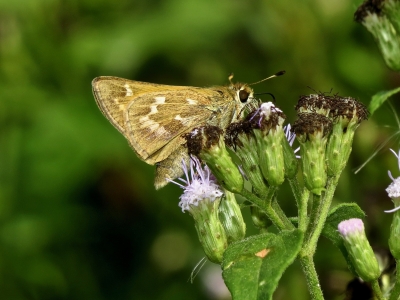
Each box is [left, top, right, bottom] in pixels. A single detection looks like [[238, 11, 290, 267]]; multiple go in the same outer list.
[[1, 0, 400, 299]]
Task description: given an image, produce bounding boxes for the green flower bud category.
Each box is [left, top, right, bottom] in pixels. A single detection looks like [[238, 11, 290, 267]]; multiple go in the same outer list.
[[218, 190, 246, 243], [355, 0, 400, 71], [326, 96, 368, 176], [292, 113, 332, 195], [185, 126, 243, 193], [247, 102, 286, 187], [192, 199, 227, 264], [225, 121, 269, 196], [171, 156, 228, 264], [338, 218, 381, 282]]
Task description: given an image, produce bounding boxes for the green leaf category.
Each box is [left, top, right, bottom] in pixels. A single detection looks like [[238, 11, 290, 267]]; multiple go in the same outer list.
[[322, 203, 366, 276], [368, 87, 400, 116], [222, 230, 303, 300]]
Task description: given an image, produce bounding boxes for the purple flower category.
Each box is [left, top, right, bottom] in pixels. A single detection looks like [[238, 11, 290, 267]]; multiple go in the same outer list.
[[385, 149, 400, 213], [169, 156, 223, 212]]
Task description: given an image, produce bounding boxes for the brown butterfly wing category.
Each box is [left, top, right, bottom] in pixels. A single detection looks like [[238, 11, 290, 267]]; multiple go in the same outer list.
[[92, 76, 229, 164]]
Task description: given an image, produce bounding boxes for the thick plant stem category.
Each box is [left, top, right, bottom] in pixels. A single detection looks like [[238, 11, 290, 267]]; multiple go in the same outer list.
[[389, 259, 400, 300], [302, 174, 340, 256], [299, 255, 324, 300], [240, 188, 293, 231], [371, 280, 384, 300], [299, 174, 340, 300]]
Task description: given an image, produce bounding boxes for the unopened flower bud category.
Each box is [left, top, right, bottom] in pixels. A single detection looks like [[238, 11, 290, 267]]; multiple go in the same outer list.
[[292, 112, 332, 195], [225, 121, 268, 196], [247, 102, 286, 187], [218, 190, 246, 243], [355, 0, 400, 71], [326, 96, 368, 176], [170, 157, 227, 263], [185, 126, 243, 193], [338, 218, 381, 282]]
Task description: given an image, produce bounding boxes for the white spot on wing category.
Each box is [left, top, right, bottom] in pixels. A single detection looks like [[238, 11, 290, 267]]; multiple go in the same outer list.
[[124, 84, 133, 96], [150, 105, 158, 115], [140, 116, 160, 130], [154, 96, 165, 104], [174, 114, 190, 125], [155, 126, 168, 136], [187, 99, 197, 105]]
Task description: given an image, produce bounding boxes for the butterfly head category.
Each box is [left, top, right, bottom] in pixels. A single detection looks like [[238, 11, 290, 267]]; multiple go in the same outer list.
[[230, 82, 255, 105]]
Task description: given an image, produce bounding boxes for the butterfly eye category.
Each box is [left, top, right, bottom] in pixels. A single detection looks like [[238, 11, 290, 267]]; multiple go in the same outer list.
[[239, 90, 249, 103]]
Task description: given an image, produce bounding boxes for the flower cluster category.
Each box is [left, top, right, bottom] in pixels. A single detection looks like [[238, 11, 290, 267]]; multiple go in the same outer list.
[[172, 95, 368, 264], [293, 93, 368, 194]]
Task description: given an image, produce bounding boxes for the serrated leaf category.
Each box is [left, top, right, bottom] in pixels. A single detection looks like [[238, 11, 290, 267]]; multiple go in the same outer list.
[[368, 87, 400, 116], [322, 203, 366, 276], [222, 230, 303, 300]]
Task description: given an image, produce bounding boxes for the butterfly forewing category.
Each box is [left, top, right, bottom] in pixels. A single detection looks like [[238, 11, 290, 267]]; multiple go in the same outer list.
[[92, 76, 235, 165]]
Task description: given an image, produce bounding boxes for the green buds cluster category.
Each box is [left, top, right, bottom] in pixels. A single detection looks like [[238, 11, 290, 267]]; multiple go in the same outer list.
[[226, 102, 289, 192], [355, 0, 400, 71], [185, 126, 244, 193], [294, 94, 368, 194], [338, 218, 381, 282]]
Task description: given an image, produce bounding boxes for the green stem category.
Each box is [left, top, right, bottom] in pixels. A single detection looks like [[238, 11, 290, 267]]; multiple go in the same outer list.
[[389, 259, 400, 300], [271, 197, 293, 229], [299, 174, 340, 300], [371, 280, 385, 300], [289, 177, 310, 231], [298, 188, 310, 233], [302, 174, 340, 256], [299, 255, 324, 300], [240, 188, 293, 231], [288, 177, 302, 206]]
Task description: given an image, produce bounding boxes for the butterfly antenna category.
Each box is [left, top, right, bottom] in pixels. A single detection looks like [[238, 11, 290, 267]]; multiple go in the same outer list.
[[249, 70, 285, 86]]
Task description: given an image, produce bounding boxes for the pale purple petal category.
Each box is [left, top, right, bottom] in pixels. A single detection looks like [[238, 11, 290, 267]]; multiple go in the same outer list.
[[338, 218, 364, 237]]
